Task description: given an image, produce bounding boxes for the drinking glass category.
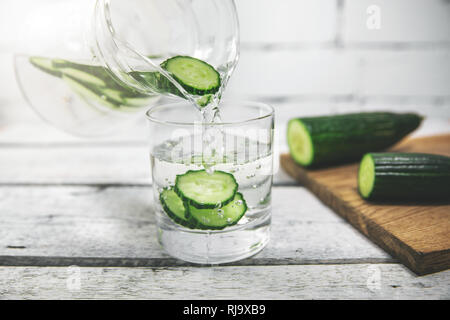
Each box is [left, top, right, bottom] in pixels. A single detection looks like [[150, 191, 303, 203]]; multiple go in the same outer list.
[[147, 101, 274, 264]]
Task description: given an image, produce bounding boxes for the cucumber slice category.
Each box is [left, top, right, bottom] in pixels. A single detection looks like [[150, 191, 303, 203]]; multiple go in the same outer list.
[[188, 193, 247, 230], [29, 57, 62, 77], [53, 59, 141, 95], [161, 56, 220, 96], [122, 96, 152, 107], [160, 188, 192, 227], [100, 88, 125, 104], [60, 68, 106, 87], [52, 60, 112, 85], [62, 75, 118, 109], [175, 170, 238, 209]]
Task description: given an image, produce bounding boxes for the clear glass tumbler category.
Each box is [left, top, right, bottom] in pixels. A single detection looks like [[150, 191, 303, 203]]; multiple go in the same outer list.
[[147, 101, 274, 264]]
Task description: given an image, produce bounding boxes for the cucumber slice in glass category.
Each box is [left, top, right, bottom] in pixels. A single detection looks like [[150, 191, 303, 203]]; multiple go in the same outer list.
[[175, 170, 238, 209], [187, 192, 247, 230], [160, 188, 193, 228]]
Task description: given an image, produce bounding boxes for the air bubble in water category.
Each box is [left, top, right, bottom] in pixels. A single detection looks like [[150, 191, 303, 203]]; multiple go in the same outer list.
[[235, 200, 243, 206]]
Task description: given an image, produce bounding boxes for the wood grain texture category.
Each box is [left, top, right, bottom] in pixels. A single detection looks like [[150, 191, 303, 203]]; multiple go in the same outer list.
[[281, 134, 450, 275], [0, 264, 449, 300], [0, 186, 391, 266]]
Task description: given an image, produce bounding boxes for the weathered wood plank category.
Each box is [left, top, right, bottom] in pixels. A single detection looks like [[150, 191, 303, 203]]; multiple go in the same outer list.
[[0, 186, 391, 266], [0, 145, 152, 185], [0, 145, 295, 186], [0, 264, 448, 299]]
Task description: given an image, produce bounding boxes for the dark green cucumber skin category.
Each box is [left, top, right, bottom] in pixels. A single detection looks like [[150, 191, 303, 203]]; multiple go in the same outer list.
[[362, 153, 450, 201], [295, 112, 423, 167]]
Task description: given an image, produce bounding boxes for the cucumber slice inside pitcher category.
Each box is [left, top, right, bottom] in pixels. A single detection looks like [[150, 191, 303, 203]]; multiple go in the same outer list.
[[161, 56, 221, 96], [29, 57, 62, 77]]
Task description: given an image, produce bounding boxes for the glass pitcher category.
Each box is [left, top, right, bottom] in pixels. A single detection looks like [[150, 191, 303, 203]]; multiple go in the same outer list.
[[14, 0, 240, 136]]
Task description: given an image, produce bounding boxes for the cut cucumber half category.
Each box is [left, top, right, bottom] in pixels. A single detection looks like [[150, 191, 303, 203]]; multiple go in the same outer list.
[[287, 112, 423, 167], [161, 56, 220, 96], [174, 170, 238, 209], [29, 57, 62, 77], [287, 119, 314, 166], [160, 188, 192, 227], [358, 152, 450, 201], [358, 154, 376, 199], [188, 192, 247, 230]]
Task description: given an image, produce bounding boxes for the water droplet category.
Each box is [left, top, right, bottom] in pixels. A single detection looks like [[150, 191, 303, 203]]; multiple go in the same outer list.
[[246, 173, 256, 179], [256, 164, 262, 170], [235, 200, 243, 206], [252, 184, 258, 189], [226, 218, 232, 223]]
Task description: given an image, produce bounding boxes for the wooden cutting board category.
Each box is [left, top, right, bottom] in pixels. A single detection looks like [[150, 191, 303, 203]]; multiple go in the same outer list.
[[280, 134, 450, 275]]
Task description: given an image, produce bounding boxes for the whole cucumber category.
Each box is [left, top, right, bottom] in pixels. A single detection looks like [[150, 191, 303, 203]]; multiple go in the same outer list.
[[287, 112, 423, 167]]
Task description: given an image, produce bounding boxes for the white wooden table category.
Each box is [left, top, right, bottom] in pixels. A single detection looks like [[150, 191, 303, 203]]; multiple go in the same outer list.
[[0, 105, 449, 300]]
